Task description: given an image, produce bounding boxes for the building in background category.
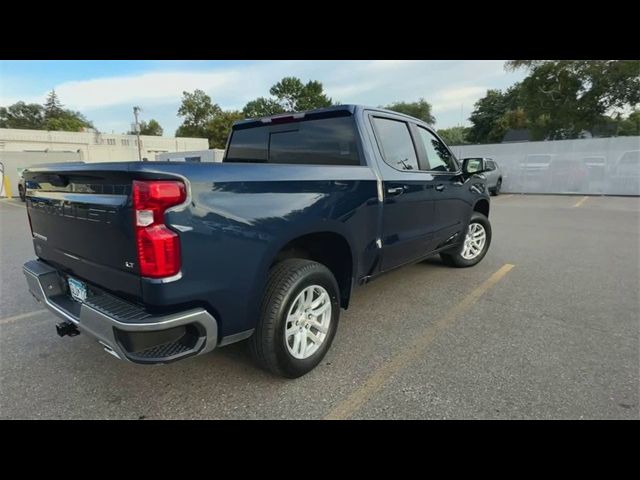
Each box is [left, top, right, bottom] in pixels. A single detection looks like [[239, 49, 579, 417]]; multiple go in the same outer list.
[[156, 149, 225, 163], [0, 128, 208, 197], [0, 128, 208, 162]]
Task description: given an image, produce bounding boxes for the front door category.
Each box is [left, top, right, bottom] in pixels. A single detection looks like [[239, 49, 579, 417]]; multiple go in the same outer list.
[[412, 126, 469, 248]]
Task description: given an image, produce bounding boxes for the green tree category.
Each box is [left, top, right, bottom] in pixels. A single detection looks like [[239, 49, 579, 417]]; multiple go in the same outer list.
[[436, 126, 470, 146], [130, 119, 163, 136], [616, 110, 640, 136], [175, 90, 221, 138], [467, 87, 523, 144], [43, 90, 64, 119], [384, 98, 435, 124], [205, 110, 244, 149], [242, 97, 285, 118], [506, 60, 640, 140], [0, 102, 45, 129], [242, 77, 333, 118]]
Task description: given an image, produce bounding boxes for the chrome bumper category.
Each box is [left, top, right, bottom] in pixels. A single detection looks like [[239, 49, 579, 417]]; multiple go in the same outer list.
[[23, 259, 218, 364]]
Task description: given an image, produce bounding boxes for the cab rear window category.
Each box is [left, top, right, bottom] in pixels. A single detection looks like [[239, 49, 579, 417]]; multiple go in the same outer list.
[[225, 116, 361, 166]]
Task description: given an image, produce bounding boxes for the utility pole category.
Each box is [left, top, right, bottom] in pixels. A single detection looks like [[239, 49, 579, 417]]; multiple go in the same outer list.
[[133, 106, 142, 161]]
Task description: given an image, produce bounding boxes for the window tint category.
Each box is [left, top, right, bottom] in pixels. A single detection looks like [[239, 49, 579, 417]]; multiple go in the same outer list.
[[225, 116, 360, 165], [372, 117, 419, 171], [226, 127, 269, 162], [269, 117, 360, 165], [416, 127, 455, 172]]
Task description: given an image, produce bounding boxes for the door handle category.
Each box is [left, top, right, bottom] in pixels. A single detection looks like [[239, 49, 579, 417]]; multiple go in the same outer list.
[[435, 184, 445, 192], [386, 186, 405, 196]]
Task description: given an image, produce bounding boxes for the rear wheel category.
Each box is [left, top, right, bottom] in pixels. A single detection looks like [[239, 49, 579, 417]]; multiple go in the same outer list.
[[441, 212, 492, 268], [250, 258, 340, 378]]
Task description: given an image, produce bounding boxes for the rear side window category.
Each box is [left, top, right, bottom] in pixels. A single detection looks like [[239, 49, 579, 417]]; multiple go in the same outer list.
[[371, 117, 419, 171], [226, 128, 269, 162], [225, 116, 360, 166]]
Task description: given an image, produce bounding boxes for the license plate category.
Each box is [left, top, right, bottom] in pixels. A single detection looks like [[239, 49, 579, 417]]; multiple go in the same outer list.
[[68, 277, 87, 303]]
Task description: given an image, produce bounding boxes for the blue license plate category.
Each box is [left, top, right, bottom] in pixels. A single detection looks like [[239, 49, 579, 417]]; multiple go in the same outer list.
[[68, 277, 87, 303]]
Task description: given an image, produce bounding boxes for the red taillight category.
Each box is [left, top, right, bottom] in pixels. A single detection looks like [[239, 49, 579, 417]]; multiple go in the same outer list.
[[132, 180, 186, 278]]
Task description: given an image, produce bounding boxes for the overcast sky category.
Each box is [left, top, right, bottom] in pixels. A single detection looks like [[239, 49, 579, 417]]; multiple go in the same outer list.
[[0, 60, 526, 135]]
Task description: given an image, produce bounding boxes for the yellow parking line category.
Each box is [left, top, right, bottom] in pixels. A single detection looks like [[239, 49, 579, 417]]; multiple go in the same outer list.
[[325, 263, 515, 420], [573, 196, 589, 208], [0, 309, 48, 326]]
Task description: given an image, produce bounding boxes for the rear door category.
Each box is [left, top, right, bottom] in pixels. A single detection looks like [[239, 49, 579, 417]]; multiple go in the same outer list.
[[367, 113, 441, 271]]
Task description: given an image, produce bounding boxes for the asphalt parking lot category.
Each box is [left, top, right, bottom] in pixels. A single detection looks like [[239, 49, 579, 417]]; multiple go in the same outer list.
[[1, 194, 638, 419]]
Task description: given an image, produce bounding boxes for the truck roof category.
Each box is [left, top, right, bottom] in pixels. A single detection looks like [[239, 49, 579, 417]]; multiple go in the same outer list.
[[233, 104, 432, 129]]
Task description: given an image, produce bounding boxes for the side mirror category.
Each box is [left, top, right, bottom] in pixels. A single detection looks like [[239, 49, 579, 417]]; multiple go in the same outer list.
[[462, 157, 486, 175]]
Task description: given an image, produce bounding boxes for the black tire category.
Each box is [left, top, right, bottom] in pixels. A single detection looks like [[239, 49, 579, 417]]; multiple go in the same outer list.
[[490, 178, 502, 196], [249, 258, 340, 378], [440, 212, 492, 268], [18, 185, 25, 202]]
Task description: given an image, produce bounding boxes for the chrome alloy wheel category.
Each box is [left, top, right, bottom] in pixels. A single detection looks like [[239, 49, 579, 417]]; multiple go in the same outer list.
[[285, 285, 332, 359], [461, 222, 487, 260]]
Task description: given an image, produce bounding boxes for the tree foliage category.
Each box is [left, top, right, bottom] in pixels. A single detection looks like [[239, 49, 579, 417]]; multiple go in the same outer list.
[[616, 109, 640, 136], [467, 60, 640, 143], [436, 126, 470, 146], [174, 90, 242, 148], [0, 102, 45, 129], [242, 97, 285, 118], [130, 119, 163, 136], [44, 90, 65, 119], [466, 87, 524, 143], [384, 98, 435, 124], [175, 90, 221, 138], [242, 77, 333, 118], [205, 110, 244, 149], [1, 90, 93, 132]]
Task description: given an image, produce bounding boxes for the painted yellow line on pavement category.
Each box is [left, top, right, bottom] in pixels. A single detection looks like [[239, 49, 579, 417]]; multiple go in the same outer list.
[[573, 196, 589, 208], [0, 309, 48, 326], [325, 263, 516, 420]]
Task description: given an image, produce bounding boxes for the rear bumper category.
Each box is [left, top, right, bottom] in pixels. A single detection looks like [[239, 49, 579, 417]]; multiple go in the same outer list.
[[23, 259, 218, 364]]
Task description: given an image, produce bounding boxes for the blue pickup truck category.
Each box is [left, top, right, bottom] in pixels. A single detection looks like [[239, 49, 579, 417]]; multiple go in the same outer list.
[[22, 105, 492, 377]]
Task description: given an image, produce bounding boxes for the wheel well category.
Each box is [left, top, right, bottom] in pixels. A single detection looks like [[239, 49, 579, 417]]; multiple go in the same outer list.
[[474, 198, 490, 218], [273, 232, 353, 308]]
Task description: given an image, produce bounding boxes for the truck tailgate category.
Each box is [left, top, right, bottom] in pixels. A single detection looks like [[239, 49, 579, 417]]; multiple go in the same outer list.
[[24, 166, 141, 300]]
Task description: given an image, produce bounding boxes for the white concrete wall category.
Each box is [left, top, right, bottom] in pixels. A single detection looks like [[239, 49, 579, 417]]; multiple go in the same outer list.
[[156, 149, 225, 162], [0, 151, 81, 197], [0, 128, 209, 197], [451, 136, 640, 195], [0, 128, 208, 163]]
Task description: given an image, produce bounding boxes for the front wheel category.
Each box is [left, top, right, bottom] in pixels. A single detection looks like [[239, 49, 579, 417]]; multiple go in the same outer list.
[[441, 212, 492, 268], [490, 179, 502, 196], [250, 258, 340, 378]]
